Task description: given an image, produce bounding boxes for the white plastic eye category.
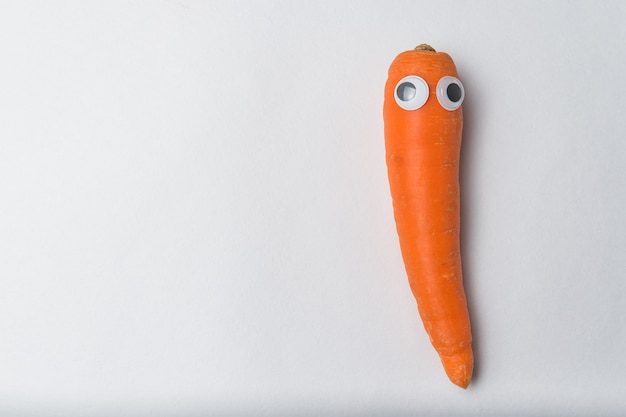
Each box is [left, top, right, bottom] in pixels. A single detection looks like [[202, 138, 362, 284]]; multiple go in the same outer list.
[[436, 76, 464, 111], [394, 75, 429, 111]]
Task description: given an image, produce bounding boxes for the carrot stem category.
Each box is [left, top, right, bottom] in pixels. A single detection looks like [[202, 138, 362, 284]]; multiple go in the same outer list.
[[414, 44, 436, 52]]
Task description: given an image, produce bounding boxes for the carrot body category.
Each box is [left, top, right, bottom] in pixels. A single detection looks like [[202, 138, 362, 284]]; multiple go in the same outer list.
[[383, 45, 473, 388]]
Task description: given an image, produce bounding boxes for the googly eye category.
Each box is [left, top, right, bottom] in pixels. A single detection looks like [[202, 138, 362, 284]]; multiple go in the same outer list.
[[436, 76, 464, 111], [394, 75, 429, 111]]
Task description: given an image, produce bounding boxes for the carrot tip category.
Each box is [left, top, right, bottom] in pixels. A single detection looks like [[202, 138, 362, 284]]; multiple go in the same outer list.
[[440, 349, 473, 389]]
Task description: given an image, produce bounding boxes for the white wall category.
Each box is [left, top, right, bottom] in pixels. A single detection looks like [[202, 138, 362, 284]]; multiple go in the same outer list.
[[1, 1, 625, 415]]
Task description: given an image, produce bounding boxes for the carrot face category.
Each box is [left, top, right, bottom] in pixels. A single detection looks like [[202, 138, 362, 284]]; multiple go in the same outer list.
[[383, 44, 473, 388]]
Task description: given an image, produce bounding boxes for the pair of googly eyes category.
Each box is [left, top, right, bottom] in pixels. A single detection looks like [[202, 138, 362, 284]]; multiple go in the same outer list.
[[394, 75, 464, 111]]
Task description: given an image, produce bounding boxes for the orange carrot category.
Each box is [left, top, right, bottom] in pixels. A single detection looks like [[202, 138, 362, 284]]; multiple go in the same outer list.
[[383, 44, 473, 388]]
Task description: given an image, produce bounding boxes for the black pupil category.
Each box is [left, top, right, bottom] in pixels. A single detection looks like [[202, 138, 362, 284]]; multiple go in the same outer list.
[[447, 83, 462, 102], [397, 82, 416, 101]]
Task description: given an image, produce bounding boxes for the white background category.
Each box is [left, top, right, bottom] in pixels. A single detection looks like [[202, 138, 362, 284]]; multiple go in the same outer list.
[[2, 1, 626, 416]]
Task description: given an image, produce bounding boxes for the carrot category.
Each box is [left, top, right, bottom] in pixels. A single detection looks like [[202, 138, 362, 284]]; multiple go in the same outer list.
[[383, 44, 473, 388]]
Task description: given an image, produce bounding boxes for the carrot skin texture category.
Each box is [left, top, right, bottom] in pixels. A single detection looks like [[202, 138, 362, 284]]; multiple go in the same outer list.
[[383, 48, 473, 388]]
